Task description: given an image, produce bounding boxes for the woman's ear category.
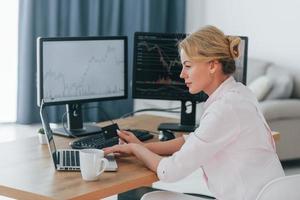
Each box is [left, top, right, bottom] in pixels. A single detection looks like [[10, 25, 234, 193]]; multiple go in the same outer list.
[[209, 60, 219, 74]]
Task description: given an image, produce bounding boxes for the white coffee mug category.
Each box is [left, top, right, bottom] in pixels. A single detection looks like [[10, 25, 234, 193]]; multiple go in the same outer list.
[[80, 149, 108, 181]]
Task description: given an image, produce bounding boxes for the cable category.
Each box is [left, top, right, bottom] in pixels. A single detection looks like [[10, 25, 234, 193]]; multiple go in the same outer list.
[[83, 104, 182, 120], [120, 108, 180, 119], [39, 99, 46, 133], [120, 103, 187, 119], [82, 101, 197, 120], [40, 99, 45, 110], [61, 110, 78, 138]]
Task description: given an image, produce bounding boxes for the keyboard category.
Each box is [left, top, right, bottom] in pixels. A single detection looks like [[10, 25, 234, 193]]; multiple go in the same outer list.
[[70, 129, 154, 149]]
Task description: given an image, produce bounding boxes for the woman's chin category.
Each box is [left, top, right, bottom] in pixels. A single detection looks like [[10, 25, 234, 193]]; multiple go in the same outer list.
[[189, 89, 197, 94], [189, 88, 202, 94]]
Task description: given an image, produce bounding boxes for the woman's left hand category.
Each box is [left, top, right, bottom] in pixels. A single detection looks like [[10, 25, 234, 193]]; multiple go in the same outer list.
[[103, 143, 139, 157], [104, 143, 162, 172]]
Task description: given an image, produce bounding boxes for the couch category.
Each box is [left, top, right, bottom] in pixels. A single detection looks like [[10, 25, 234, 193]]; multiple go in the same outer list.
[[247, 58, 300, 160]]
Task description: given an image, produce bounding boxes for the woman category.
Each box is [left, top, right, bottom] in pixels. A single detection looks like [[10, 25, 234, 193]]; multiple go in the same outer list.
[[104, 25, 284, 200]]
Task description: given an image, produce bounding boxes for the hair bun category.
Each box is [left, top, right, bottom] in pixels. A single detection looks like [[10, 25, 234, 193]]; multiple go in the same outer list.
[[227, 36, 241, 59]]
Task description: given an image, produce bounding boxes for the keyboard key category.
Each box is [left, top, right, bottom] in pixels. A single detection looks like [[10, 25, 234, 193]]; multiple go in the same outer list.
[[71, 151, 75, 166], [66, 151, 70, 166], [57, 151, 60, 164], [75, 151, 80, 166], [63, 151, 66, 166]]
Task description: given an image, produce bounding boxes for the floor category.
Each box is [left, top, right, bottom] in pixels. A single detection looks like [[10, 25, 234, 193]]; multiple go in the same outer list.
[[0, 122, 300, 200]]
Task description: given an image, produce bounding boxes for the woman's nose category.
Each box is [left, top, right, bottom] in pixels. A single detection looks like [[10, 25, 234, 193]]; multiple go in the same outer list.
[[180, 68, 186, 79]]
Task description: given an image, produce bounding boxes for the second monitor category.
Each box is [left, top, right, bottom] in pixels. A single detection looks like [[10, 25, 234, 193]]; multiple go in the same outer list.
[[133, 32, 248, 132]]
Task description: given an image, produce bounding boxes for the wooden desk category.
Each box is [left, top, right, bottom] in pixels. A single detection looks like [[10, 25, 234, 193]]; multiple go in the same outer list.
[[0, 114, 280, 200], [272, 131, 280, 142], [0, 114, 177, 200]]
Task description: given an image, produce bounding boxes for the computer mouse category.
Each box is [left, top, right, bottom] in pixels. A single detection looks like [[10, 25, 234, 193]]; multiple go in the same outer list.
[[159, 130, 175, 141]]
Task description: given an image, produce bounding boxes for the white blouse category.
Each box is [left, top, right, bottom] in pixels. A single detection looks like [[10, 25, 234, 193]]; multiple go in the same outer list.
[[157, 76, 284, 200]]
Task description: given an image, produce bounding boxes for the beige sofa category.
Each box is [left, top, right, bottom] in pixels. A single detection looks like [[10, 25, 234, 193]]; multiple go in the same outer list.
[[247, 58, 300, 160]]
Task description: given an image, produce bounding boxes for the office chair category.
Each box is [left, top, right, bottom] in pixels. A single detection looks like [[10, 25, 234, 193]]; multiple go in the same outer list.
[[255, 174, 300, 200], [141, 190, 213, 200], [141, 175, 300, 200]]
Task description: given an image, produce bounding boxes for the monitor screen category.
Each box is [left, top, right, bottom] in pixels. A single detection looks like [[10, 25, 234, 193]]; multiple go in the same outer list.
[[37, 36, 128, 137], [37, 36, 127, 106], [133, 32, 207, 102], [132, 32, 248, 132]]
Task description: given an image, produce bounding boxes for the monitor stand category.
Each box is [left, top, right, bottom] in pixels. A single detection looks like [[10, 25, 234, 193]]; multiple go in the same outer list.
[[53, 103, 102, 137], [158, 100, 198, 133]]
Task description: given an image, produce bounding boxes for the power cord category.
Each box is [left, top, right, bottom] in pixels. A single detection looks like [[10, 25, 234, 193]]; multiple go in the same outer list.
[[60, 111, 78, 138], [119, 100, 203, 119], [120, 106, 182, 119]]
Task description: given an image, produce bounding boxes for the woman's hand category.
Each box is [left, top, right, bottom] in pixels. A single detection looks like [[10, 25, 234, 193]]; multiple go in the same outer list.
[[103, 143, 138, 157], [117, 130, 143, 145], [103, 143, 162, 172]]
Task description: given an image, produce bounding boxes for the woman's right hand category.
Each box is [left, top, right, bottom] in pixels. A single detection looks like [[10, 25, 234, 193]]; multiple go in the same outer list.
[[117, 130, 143, 145]]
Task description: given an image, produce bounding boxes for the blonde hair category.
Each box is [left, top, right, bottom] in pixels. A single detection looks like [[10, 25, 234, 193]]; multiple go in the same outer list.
[[179, 25, 241, 74]]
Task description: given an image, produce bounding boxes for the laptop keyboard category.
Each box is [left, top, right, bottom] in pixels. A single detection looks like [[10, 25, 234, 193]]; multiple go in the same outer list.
[[105, 153, 118, 171], [57, 150, 117, 171], [57, 150, 80, 167]]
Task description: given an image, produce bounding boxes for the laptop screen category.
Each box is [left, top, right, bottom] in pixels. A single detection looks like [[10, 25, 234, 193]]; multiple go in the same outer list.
[[40, 106, 58, 168]]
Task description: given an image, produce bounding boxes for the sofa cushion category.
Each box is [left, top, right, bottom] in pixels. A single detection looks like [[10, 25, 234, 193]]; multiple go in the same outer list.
[[285, 67, 300, 98], [246, 58, 273, 85], [248, 75, 273, 101], [259, 99, 300, 121], [264, 65, 293, 100]]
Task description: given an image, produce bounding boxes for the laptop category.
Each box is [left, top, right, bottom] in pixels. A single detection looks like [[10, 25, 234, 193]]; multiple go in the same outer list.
[[40, 106, 118, 171]]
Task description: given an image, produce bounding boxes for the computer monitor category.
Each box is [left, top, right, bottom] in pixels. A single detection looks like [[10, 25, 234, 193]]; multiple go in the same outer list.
[[133, 32, 248, 132], [37, 36, 128, 137]]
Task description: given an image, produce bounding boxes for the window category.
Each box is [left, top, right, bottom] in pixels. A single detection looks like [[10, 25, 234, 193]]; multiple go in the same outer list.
[[0, 1, 18, 122]]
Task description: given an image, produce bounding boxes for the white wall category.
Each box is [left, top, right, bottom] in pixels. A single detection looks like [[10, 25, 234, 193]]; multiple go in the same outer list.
[[186, 0, 300, 69], [185, 0, 206, 33]]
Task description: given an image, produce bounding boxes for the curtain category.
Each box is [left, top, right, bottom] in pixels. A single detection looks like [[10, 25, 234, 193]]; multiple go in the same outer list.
[[17, 0, 186, 124]]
